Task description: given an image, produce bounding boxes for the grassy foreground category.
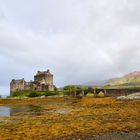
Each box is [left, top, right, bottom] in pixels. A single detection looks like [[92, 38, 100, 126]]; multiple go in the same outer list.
[[0, 97, 140, 139]]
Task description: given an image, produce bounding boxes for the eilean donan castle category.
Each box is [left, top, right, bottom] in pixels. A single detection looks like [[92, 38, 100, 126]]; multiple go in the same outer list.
[[10, 69, 55, 95]]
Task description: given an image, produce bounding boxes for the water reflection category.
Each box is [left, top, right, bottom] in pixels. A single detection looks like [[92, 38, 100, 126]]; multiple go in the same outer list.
[[0, 106, 10, 116], [0, 105, 42, 117]]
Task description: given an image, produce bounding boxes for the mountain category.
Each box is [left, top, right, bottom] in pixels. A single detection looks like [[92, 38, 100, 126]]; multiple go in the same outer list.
[[106, 71, 140, 86], [82, 71, 140, 87], [82, 78, 118, 86]]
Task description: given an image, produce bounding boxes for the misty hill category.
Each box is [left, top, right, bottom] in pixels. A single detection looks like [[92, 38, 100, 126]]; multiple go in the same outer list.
[[106, 71, 140, 87], [83, 71, 140, 87], [82, 78, 118, 86]]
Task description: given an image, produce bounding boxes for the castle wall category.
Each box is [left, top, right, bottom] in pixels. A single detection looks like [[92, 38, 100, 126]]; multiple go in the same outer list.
[[10, 79, 26, 95], [48, 85, 55, 91], [46, 75, 53, 85], [24, 82, 37, 91]]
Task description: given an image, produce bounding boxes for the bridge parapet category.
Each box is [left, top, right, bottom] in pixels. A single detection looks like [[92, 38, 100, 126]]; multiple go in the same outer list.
[[64, 88, 140, 97]]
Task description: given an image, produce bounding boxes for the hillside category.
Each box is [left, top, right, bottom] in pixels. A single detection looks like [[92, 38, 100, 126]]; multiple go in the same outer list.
[[82, 71, 140, 88], [105, 71, 140, 87], [82, 78, 119, 87]]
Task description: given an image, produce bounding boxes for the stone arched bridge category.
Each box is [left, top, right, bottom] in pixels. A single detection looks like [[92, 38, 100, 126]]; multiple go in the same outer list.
[[64, 88, 140, 97]]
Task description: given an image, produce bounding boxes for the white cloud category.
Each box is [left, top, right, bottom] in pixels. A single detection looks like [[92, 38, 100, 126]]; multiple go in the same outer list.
[[0, 0, 140, 94]]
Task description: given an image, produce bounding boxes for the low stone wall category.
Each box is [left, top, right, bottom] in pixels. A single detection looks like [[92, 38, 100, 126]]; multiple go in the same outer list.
[[104, 88, 140, 97]]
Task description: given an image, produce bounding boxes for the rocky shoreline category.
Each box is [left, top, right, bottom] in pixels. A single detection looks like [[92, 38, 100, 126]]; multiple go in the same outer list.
[[60, 129, 140, 140], [117, 92, 140, 100]]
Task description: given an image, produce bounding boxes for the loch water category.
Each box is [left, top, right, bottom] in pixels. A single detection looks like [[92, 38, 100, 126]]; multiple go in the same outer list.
[[0, 105, 42, 117]]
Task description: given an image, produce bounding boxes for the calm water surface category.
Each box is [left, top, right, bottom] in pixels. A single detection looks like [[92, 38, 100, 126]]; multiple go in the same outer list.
[[0, 106, 10, 116], [0, 97, 82, 117], [0, 105, 42, 117]]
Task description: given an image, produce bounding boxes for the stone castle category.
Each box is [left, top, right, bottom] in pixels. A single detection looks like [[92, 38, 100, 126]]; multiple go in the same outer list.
[[10, 69, 55, 95]]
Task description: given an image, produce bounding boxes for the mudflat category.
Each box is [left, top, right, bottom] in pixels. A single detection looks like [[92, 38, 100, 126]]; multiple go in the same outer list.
[[0, 97, 140, 140]]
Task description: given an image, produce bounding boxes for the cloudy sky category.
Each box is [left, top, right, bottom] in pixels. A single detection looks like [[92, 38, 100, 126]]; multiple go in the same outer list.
[[0, 0, 140, 95]]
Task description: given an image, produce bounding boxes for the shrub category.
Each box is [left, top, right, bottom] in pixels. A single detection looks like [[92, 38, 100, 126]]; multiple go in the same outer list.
[[12, 91, 27, 97], [44, 91, 53, 96], [97, 91, 105, 98], [12, 91, 20, 97], [27, 91, 39, 97], [44, 91, 62, 96], [63, 85, 77, 91], [86, 92, 94, 97], [12, 90, 65, 97]]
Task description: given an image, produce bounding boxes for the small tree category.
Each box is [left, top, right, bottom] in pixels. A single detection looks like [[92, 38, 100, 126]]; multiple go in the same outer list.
[[63, 85, 77, 91]]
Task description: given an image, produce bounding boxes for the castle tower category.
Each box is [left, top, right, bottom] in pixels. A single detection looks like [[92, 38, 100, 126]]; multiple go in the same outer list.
[[34, 69, 54, 91]]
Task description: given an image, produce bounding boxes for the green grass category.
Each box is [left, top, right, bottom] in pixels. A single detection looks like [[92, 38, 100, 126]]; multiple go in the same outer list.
[[11, 90, 64, 97]]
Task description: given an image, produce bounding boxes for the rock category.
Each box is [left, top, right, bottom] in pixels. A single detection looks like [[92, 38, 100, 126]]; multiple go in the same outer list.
[[137, 133, 140, 137], [40, 96, 45, 98], [117, 92, 140, 100]]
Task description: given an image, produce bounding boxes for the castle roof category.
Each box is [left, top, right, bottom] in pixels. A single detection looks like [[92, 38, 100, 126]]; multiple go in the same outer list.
[[36, 69, 52, 75]]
